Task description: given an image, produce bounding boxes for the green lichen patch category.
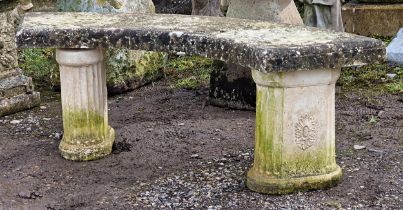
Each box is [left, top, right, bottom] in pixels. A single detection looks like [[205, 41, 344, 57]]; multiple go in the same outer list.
[[165, 55, 213, 90], [247, 165, 342, 194], [253, 85, 284, 176], [105, 49, 166, 94], [280, 149, 337, 178], [62, 109, 108, 145], [59, 126, 115, 161], [59, 109, 115, 161]]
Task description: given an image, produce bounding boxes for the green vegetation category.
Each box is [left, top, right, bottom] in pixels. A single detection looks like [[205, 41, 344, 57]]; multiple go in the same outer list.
[[368, 115, 379, 124], [164, 55, 214, 90], [338, 35, 402, 94], [18, 49, 214, 91], [19, 48, 59, 89], [338, 63, 402, 94]]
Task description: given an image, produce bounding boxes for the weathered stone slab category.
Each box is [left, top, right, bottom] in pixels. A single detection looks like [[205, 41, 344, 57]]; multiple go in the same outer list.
[[387, 28, 403, 65], [342, 3, 403, 37], [17, 12, 384, 72]]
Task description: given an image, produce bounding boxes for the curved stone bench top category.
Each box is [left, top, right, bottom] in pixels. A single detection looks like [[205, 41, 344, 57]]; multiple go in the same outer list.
[[17, 12, 385, 72]]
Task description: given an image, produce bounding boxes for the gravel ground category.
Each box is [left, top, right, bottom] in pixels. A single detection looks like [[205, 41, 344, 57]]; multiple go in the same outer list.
[[0, 82, 401, 209]]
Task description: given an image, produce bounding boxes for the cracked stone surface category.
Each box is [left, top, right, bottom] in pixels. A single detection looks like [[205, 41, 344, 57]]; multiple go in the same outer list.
[[17, 12, 385, 72]]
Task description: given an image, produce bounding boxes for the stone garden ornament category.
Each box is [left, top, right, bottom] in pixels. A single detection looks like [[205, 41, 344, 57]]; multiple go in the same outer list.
[[0, 0, 40, 117], [17, 12, 384, 194], [299, 0, 344, 31]]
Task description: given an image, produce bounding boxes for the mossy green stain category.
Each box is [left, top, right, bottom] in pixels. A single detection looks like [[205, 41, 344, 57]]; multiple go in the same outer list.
[[253, 76, 285, 177], [59, 108, 115, 161], [62, 109, 107, 146], [281, 148, 337, 178], [252, 71, 337, 178]]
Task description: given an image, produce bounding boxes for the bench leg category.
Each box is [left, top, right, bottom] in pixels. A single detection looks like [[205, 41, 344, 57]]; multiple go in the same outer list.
[[56, 49, 115, 161], [247, 68, 342, 194]]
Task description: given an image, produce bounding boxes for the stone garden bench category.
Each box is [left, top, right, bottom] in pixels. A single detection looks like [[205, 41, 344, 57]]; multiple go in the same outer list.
[[16, 12, 384, 194]]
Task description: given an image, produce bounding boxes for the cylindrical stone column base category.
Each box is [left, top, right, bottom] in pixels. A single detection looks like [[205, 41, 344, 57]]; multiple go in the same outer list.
[[247, 68, 342, 194], [56, 48, 115, 161]]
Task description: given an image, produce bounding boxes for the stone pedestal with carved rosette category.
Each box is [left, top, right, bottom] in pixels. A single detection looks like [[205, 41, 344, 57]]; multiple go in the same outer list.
[[247, 68, 343, 194]]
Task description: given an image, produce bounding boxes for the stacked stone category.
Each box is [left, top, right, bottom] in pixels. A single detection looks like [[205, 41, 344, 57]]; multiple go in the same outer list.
[[342, 0, 403, 36], [0, 0, 40, 116]]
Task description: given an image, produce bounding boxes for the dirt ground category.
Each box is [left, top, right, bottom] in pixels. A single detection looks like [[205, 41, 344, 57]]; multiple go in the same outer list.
[[0, 80, 401, 209]]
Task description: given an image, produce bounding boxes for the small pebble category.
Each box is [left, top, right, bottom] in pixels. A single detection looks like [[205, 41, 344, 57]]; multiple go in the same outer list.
[[354, 145, 366, 150], [54, 132, 62, 140], [18, 191, 32, 199], [10, 120, 21, 124], [386, 73, 396, 79]]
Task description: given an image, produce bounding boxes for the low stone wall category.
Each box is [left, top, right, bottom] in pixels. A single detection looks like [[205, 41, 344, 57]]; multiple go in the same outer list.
[[342, 2, 403, 37]]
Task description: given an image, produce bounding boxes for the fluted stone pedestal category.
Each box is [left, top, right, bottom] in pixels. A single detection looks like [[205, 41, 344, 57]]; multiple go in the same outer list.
[[247, 68, 342, 194], [56, 49, 114, 161]]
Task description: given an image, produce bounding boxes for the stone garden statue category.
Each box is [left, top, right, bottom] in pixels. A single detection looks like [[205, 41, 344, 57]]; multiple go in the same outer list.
[[0, 0, 40, 116], [299, 0, 344, 31], [19, 0, 34, 10]]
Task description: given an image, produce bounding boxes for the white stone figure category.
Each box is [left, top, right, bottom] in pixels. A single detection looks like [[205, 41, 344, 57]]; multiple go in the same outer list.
[[299, 0, 344, 31]]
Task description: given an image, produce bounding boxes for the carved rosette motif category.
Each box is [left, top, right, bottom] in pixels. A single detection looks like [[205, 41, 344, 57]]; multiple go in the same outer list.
[[294, 113, 318, 150]]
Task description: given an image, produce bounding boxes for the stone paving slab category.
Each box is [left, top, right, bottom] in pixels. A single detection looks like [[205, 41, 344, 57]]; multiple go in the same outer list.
[[17, 12, 385, 72]]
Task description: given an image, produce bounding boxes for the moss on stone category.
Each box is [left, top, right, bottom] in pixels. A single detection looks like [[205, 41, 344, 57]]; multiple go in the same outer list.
[[247, 165, 342, 194], [254, 85, 284, 176], [59, 109, 115, 161], [105, 50, 165, 94], [249, 75, 341, 194]]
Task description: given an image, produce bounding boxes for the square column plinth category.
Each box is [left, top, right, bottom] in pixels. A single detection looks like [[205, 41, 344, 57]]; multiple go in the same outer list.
[[56, 49, 115, 161], [247, 68, 342, 194]]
